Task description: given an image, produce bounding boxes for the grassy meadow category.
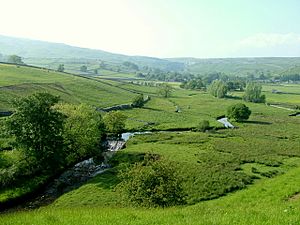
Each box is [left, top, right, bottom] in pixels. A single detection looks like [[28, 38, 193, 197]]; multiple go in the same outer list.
[[0, 63, 137, 111], [1, 63, 300, 224]]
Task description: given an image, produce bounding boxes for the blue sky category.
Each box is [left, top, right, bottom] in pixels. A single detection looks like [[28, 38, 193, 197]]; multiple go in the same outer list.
[[0, 0, 300, 58]]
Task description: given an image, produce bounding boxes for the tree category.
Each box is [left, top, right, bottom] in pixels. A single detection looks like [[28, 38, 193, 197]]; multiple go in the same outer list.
[[103, 111, 127, 134], [116, 154, 186, 207], [57, 64, 65, 72], [7, 55, 24, 65], [123, 61, 139, 71], [180, 78, 205, 90], [208, 80, 228, 98], [94, 69, 98, 74], [227, 103, 251, 121], [80, 65, 87, 72], [7, 93, 65, 171], [226, 80, 246, 91], [56, 103, 105, 164], [243, 82, 266, 103], [157, 83, 173, 98], [132, 94, 145, 108]]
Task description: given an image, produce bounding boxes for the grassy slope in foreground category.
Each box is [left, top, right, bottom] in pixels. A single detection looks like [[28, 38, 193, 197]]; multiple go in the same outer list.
[[1, 165, 300, 225], [0, 63, 136, 110]]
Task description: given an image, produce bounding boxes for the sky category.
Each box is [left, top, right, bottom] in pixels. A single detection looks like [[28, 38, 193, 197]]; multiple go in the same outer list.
[[0, 0, 300, 58]]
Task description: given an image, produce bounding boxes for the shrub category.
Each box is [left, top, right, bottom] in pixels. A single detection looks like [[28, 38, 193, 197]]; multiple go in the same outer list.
[[132, 94, 144, 108], [227, 103, 251, 121], [195, 120, 210, 132], [116, 154, 186, 207]]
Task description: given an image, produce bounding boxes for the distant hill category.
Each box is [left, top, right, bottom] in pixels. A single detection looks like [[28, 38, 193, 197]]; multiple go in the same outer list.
[[1, 35, 300, 76], [167, 57, 300, 76], [0, 35, 183, 71]]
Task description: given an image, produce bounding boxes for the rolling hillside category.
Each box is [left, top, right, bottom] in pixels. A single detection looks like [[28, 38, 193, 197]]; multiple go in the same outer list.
[[168, 57, 300, 76], [0, 35, 183, 71], [0, 63, 137, 111]]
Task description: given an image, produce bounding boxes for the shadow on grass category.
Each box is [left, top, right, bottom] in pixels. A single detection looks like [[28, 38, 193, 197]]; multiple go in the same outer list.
[[242, 120, 272, 125], [142, 106, 165, 112], [226, 95, 243, 100]]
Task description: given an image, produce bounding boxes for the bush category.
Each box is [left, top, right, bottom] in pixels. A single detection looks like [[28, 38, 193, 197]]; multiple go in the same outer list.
[[195, 120, 210, 132], [132, 94, 144, 108], [227, 103, 251, 121], [116, 154, 186, 207]]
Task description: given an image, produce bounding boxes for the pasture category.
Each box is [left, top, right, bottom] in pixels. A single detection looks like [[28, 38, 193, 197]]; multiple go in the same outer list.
[[1, 63, 300, 225]]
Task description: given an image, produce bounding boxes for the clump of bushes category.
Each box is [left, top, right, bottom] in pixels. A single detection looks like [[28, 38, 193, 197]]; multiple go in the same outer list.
[[243, 82, 266, 103], [132, 94, 145, 108], [227, 103, 251, 121], [116, 154, 186, 207], [195, 120, 210, 132], [208, 80, 228, 98]]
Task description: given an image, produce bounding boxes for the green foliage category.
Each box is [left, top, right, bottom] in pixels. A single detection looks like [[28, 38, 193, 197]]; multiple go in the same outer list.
[[195, 120, 210, 132], [56, 103, 105, 165], [132, 94, 144, 108], [103, 111, 127, 134], [227, 103, 251, 121], [6, 93, 65, 171], [226, 80, 246, 91], [180, 78, 205, 90], [122, 61, 139, 70], [157, 83, 173, 98], [80, 65, 87, 72], [243, 82, 266, 103], [208, 80, 228, 98], [116, 154, 186, 207], [7, 55, 24, 65], [57, 64, 65, 72]]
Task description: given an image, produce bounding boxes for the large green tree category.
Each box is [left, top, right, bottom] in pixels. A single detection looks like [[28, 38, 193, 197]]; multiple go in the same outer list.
[[7, 93, 65, 171], [243, 82, 266, 103], [103, 111, 127, 134], [209, 80, 228, 98], [157, 83, 173, 98], [56, 104, 105, 164]]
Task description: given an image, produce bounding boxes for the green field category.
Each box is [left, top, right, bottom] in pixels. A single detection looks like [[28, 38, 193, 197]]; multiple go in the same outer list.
[[0, 63, 137, 110], [1, 63, 300, 224]]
